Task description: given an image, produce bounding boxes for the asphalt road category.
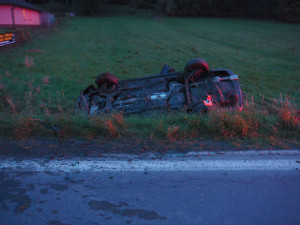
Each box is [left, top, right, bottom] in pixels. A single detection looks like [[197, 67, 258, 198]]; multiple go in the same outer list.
[[1, 151, 300, 225]]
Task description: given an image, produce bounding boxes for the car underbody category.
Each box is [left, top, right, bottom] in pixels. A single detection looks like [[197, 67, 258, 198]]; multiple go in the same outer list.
[[75, 58, 244, 115]]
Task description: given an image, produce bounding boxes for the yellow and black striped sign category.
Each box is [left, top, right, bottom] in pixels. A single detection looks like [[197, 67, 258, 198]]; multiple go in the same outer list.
[[0, 32, 15, 47]]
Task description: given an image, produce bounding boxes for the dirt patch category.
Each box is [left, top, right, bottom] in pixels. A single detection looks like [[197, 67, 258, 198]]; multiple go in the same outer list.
[[0, 137, 298, 159], [88, 200, 167, 220], [0, 172, 32, 212], [49, 184, 69, 191]]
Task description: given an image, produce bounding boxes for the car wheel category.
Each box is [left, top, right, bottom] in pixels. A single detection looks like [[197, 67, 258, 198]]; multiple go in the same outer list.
[[184, 58, 209, 80], [95, 72, 119, 90]]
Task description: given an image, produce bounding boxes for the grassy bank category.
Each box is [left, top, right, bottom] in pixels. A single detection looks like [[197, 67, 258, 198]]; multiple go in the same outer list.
[[0, 17, 299, 144]]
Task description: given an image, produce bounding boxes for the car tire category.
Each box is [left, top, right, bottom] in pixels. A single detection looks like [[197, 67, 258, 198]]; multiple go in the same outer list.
[[184, 58, 209, 76], [95, 72, 119, 89]]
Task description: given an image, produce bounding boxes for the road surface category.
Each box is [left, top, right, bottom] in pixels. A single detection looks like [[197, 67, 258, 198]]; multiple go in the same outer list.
[[1, 150, 300, 225]]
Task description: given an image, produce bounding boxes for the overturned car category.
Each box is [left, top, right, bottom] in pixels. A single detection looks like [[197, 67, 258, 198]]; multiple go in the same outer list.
[[75, 58, 243, 115]]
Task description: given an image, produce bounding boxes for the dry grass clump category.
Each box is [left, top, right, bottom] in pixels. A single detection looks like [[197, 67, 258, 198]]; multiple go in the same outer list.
[[112, 112, 127, 129], [91, 112, 128, 137], [166, 126, 180, 141], [13, 117, 41, 140], [278, 100, 299, 130], [207, 100, 260, 138], [183, 95, 299, 143]]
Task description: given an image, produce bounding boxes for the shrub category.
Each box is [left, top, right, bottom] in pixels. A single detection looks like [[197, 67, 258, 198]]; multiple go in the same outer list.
[[129, 0, 156, 9], [276, 0, 300, 22], [157, 0, 282, 20], [42, 2, 68, 13], [73, 0, 107, 15]]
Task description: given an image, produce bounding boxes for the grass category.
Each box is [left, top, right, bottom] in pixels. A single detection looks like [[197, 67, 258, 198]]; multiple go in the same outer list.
[[0, 16, 299, 145]]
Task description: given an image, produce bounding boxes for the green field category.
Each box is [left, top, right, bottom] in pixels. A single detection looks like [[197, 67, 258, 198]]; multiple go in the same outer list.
[[0, 17, 299, 143]]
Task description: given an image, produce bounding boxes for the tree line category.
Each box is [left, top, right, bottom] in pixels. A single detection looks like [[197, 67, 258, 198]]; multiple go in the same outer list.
[[26, 0, 300, 23]]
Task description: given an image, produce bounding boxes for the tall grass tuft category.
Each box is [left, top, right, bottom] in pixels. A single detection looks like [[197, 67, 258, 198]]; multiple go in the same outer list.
[[166, 125, 180, 141], [278, 98, 299, 130], [90, 112, 128, 137]]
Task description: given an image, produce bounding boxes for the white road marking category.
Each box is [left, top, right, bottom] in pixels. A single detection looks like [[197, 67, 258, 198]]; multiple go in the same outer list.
[[186, 150, 300, 156], [0, 158, 299, 172]]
